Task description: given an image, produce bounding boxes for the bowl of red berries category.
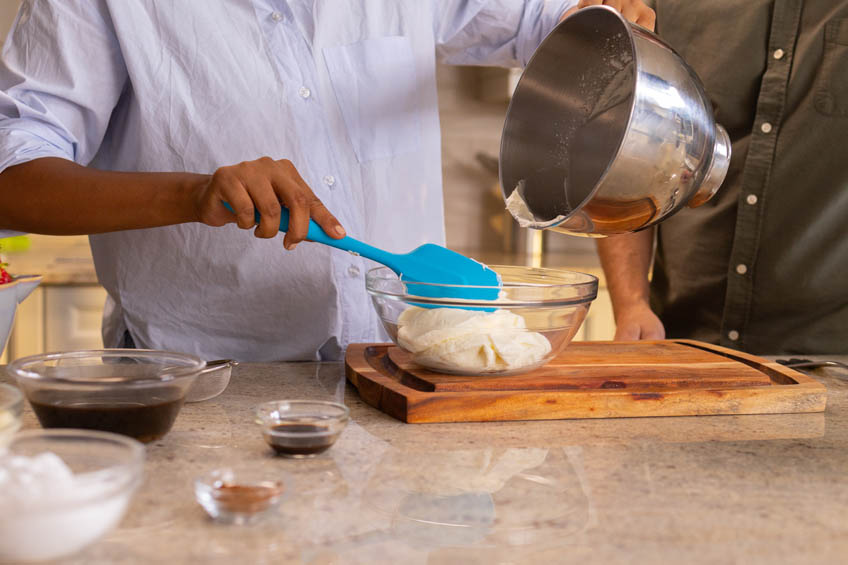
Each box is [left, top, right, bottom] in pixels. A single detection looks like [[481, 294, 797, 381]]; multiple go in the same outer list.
[[0, 262, 41, 356]]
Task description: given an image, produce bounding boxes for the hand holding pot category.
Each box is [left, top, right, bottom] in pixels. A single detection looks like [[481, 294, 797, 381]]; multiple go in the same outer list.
[[562, 0, 656, 30], [500, 6, 731, 236]]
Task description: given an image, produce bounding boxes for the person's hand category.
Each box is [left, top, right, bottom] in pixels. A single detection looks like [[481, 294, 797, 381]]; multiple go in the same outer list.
[[612, 301, 665, 340], [193, 157, 345, 250], [562, 0, 656, 31]]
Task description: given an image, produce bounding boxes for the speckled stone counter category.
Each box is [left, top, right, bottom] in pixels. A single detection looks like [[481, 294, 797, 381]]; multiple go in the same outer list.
[[3, 358, 848, 565]]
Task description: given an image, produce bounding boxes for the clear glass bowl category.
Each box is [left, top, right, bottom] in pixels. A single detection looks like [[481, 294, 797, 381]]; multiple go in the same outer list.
[[194, 467, 289, 525], [0, 429, 145, 562], [0, 382, 23, 448], [255, 400, 349, 458], [8, 349, 206, 443], [366, 265, 598, 376]]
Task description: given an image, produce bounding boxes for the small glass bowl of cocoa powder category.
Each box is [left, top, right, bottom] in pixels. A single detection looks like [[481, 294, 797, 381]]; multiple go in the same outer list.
[[194, 468, 287, 525]]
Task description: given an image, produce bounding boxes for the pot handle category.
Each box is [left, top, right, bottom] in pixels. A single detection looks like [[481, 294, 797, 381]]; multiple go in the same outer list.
[[195, 359, 238, 376], [688, 124, 731, 208]]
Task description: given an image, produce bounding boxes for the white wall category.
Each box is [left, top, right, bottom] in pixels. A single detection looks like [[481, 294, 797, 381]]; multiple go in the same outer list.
[[0, 1, 20, 44]]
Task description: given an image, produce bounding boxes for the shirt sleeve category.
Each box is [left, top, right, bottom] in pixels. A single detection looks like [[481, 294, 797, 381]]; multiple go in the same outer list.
[[0, 0, 128, 174], [434, 0, 578, 67]]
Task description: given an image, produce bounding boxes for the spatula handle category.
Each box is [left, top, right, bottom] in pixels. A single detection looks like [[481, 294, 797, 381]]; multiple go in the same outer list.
[[221, 201, 341, 246], [220, 202, 400, 271]]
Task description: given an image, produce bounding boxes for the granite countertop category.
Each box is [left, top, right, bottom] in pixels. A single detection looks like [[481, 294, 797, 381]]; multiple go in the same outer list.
[[4, 356, 847, 564]]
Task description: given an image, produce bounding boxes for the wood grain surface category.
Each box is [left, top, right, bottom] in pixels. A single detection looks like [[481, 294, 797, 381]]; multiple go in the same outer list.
[[345, 340, 827, 423]]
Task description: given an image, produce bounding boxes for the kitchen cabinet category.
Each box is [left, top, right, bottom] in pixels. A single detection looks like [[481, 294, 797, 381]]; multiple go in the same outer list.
[[44, 286, 108, 352], [6, 285, 107, 360], [1, 235, 106, 362]]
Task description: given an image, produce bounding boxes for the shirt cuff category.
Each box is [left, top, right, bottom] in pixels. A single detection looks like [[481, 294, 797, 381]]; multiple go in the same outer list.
[[0, 122, 76, 174]]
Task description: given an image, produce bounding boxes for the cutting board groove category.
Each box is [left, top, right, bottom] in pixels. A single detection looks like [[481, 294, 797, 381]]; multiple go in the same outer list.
[[345, 340, 827, 423]]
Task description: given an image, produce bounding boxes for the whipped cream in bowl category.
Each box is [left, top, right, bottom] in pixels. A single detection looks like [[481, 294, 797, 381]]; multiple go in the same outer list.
[[366, 265, 598, 376]]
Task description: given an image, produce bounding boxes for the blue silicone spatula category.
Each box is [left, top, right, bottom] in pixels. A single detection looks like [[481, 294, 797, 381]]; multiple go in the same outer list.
[[222, 203, 501, 302]]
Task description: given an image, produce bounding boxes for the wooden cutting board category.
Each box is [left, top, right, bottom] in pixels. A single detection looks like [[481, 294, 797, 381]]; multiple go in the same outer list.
[[344, 340, 827, 423]]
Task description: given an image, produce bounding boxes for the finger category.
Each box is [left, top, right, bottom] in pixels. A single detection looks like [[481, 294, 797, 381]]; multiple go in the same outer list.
[[563, 0, 601, 22], [309, 198, 346, 239], [284, 168, 346, 239], [193, 176, 230, 227], [282, 190, 309, 250], [621, 6, 641, 24], [270, 173, 310, 250], [214, 171, 255, 230], [636, 6, 656, 30], [642, 323, 666, 340], [244, 177, 282, 239], [273, 160, 313, 249]]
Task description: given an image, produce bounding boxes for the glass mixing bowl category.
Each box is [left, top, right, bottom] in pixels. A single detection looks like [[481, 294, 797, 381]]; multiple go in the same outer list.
[[0, 428, 144, 562], [0, 382, 23, 448], [366, 265, 598, 376], [8, 349, 206, 443]]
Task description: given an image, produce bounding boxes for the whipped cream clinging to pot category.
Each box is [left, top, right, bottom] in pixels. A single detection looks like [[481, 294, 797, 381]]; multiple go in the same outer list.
[[505, 180, 567, 229], [397, 307, 551, 374]]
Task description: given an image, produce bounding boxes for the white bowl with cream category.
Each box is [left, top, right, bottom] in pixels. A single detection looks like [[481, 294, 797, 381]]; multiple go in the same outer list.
[[366, 265, 597, 376], [0, 275, 42, 357], [0, 429, 144, 562]]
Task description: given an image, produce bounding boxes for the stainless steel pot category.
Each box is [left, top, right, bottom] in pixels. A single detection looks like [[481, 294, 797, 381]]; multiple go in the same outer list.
[[500, 6, 731, 237]]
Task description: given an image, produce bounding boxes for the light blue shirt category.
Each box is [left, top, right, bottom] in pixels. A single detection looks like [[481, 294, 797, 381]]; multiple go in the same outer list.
[[0, 0, 572, 361]]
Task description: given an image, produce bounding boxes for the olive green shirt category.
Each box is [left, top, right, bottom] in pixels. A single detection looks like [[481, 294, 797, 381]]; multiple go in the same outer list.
[[646, 0, 848, 355]]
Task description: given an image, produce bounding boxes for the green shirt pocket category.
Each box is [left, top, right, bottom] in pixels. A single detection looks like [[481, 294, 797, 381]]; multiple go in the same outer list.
[[814, 18, 848, 117]]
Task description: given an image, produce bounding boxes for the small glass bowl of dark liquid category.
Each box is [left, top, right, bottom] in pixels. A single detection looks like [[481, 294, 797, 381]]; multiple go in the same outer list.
[[255, 400, 349, 458]]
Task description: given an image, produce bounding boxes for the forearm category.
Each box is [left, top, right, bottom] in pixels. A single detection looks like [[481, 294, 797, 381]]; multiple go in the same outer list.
[[0, 158, 206, 235], [596, 228, 654, 316]]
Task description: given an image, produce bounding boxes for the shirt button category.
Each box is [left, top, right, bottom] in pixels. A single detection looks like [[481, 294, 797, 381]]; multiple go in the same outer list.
[[728, 330, 740, 341], [347, 265, 360, 278], [298, 86, 311, 99], [271, 12, 283, 22], [760, 122, 773, 134], [323, 175, 336, 187], [746, 194, 758, 205], [773, 48, 785, 60], [735, 264, 748, 275]]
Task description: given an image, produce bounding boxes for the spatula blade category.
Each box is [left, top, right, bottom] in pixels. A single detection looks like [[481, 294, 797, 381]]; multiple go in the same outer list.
[[399, 244, 501, 303]]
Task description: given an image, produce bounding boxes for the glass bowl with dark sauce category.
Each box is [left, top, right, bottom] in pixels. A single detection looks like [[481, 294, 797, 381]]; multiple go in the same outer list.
[[255, 400, 349, 458], [8, 349, 206, 443]]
